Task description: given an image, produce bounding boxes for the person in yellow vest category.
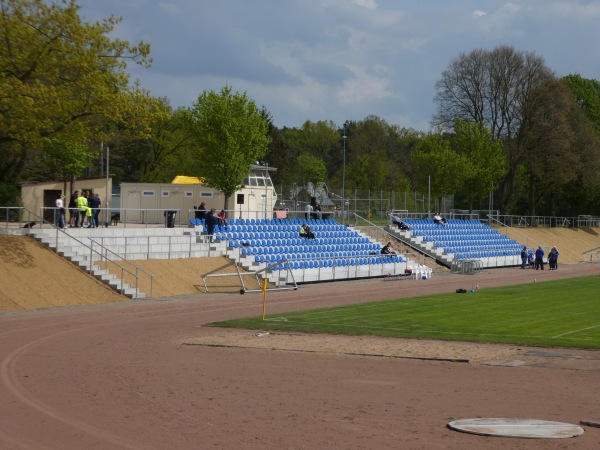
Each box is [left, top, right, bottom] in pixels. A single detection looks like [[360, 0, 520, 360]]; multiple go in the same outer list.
[[77, 191, 89, 228]]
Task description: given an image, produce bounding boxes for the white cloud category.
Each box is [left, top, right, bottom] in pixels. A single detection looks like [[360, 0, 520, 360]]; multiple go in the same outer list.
[[76, 0, 600, 130], [354, 0, 378, 10]]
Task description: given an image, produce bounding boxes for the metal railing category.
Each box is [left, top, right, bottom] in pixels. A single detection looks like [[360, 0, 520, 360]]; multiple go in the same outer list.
[[487, 215, 548, 253], [352, 212, 430, 268], [89, 233, 219, 261], [88, 238, 154, 298], [0, 207, 153, 299]]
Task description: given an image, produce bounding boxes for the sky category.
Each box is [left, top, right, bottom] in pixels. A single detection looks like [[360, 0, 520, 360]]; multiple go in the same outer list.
[[76, 0, 600, 131]]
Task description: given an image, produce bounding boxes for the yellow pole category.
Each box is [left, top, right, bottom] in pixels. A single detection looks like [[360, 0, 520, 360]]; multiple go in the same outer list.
[[261, 278, 267, 320]]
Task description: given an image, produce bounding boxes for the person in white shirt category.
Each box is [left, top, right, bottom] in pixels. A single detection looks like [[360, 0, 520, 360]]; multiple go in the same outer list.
[[433, 212, 447, 225], [304, 203, 313, 220], [55, 194, 65, 228]]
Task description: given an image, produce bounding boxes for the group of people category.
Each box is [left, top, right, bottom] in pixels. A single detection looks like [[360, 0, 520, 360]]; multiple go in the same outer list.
[[304, 203, 322, 220], [521, 245, 560, 270], [62, 190, 102, 229], [299, 223, 316, 239], [197, 205, 229, 242]]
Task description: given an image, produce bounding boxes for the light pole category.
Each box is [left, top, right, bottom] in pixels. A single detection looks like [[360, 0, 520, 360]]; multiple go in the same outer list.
[[105, 145, 110, 227], [264, 162, 269, 221], [342, 129, 347, 225]]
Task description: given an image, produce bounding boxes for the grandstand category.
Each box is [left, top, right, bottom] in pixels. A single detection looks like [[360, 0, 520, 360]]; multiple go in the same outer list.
[[10, 210, 429, 298], [199, 217, 430, 286], [388, 218, 523, 269]]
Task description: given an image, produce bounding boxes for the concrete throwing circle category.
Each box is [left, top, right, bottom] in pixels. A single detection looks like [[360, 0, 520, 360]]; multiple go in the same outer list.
[[447, 418, 584, 439]]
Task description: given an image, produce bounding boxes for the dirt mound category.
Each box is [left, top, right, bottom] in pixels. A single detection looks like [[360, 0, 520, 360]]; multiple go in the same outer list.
[[0, 235, 126, 312], [500, 226, 600, 263]]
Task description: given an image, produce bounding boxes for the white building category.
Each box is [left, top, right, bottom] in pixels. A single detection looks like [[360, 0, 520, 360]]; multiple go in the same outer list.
[[119, 164, 278, 224]]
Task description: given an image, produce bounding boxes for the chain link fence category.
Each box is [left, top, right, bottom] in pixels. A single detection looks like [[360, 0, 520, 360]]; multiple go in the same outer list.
[[273, 184, 454, 223]]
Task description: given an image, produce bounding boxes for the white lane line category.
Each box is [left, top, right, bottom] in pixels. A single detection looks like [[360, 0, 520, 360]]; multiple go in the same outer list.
[[553, 324, 600, 339]]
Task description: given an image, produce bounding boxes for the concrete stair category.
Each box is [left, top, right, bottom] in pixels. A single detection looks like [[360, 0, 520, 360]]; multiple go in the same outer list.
[[28, 227, 227, 299]]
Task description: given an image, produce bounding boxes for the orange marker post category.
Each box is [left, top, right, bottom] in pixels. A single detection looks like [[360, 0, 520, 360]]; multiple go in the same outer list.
[[261, 278, 268, 320]]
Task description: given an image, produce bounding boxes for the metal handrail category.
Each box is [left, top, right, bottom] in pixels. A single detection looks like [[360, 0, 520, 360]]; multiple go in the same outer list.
[[12, 208, 153, 299], [487, 215, 548, 252], [88, 238, 154, 299], [352, 212, 429, 267]]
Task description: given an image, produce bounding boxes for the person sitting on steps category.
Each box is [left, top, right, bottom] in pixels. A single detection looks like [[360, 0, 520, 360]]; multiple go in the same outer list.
[[381, 242, 396, 255]]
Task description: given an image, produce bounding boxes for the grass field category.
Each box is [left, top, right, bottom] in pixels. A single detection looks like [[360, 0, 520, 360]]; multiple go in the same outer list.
[[209, 277, 600, 349]]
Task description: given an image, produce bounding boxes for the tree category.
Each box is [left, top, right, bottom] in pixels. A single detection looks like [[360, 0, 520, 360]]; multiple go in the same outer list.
[[451, 119, 506, 212], [340, 116, 411, 192], [43, 138, 89, 195], [294, 153, 326, 187], [518, 78, 600, 215], [411, 132, 465, 202], [184, 85, 271, 210], [108, 100, 195, 183], [433, 46, 554, 212], [563, 74, 600, 132], [0, 0, 161, 186], [261, 107, 290, 185]]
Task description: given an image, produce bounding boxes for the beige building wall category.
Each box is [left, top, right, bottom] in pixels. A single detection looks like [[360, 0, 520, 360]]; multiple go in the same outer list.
[[120, 182, 278, 224], [120, 183, 227, 224], [20, 177, 112, 224]]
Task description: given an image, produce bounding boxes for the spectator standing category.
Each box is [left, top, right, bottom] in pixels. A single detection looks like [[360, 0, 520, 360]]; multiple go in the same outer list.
[[55, 194, 65, 229], [83, 191, 92, 227], [535, 246, 545, 270], [204, 208, 218, 242], [68, 190, 79, 228], [548, 246, 559, 270], [93, 193, 102, 227], [520, 246, 528, 269], [314, 203, 322, 220], [87, 192, 100, 228], [304, 203, 313, 220], [196, 202, 207, 221], [76, 190, 88, 227]]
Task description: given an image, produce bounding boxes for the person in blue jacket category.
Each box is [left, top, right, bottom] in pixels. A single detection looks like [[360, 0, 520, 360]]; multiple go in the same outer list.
[[520, 246, 528, 269], [535, 246, 545, 270]]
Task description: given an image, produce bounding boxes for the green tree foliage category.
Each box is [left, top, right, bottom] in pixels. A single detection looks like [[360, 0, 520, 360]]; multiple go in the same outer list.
[[411, 133, 465, 201], [451, 119, 506, 212], [518, 78, 600, 215], [563, 74, 600, 132], [107, 100, 195, 184], [342, 116, 412, 192], [184, 85, 270, 210], [261, 107, 289, 185], [43, 137, 89, 194], [0, 0, 161, 186], [279, 120, 340, 183], [294, 153, 326, 187]]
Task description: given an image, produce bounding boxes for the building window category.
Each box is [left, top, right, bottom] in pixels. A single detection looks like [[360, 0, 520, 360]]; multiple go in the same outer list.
[[161, 190, 170, 197], [184, 191, 193, 197], [142, 190, 155, 197]]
